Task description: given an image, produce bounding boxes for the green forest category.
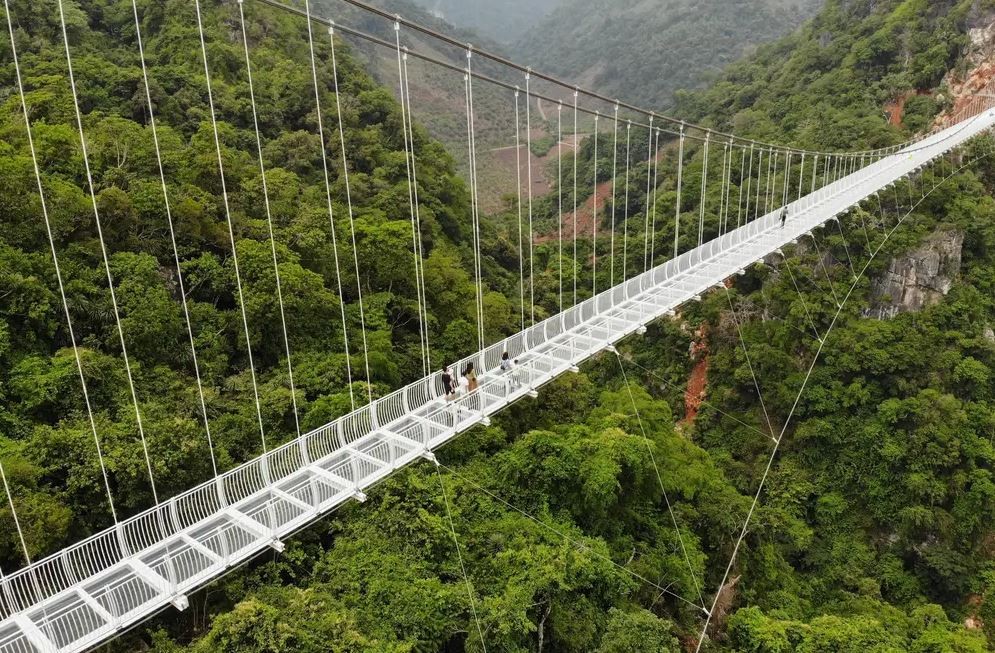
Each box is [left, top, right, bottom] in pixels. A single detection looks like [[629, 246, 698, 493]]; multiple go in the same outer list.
[[2, 0, 995, 651]]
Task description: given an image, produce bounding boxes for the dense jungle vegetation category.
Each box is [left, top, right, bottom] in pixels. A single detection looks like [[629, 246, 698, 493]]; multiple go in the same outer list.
[[1, 0, 995, 651]]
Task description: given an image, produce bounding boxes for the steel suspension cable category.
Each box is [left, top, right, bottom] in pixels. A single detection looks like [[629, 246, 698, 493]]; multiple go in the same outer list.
[[806, 233, 843, 309], [514, 89, 526, 331], [723, 141, 735, 233], [132, 0, 219, 481], [557, 101, 564, 312], [698, 132, 710, 246], [648, 127, 662, 268], [753, 148, 764, 220], [465, 50, 486, 351], [769, 149, 778, 211], [718, 141, 729, 234], [198, 0, 274, 479], [395, 34, 431, 376], [741, 143, 754, 228], [572, 90, 579, 306], [525, 71, 536, 325], [609, 104, 620, 287], [59, 0, 159, 504], [301, 0, 909, 160], [592, 113, 600, 295], [304, 0, 356, 411], [673, 124, 686, 258], [239, 0, 303, 439], [722, 285, 776, 439], [776, 253, 823, 342], [622, 121, 632, 280], [0, 461, 49, 628], [833, 216, 857, 280], [328, 26, 374, 406], [642, 117, 655, 271], [615, 354, 707, 610], [434, 463, 487, 652], [797, 153, 806, 202], [782, 152, 792, 207], [4, 0, 121, 537]]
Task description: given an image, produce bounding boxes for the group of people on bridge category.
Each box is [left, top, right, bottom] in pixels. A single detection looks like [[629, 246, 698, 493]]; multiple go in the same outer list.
[[439, 352, 523, 403]]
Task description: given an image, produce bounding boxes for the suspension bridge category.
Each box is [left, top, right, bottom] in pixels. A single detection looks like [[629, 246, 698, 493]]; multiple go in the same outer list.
[[2, 0, 995, 651]]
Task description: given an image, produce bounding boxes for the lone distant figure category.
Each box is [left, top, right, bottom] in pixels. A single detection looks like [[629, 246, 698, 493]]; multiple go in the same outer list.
[[780, 207, 789, 228]]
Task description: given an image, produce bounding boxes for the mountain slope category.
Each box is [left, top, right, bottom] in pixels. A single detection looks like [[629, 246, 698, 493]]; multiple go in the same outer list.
[[516, 0, 825, 108], [413, 0, 559, 45]]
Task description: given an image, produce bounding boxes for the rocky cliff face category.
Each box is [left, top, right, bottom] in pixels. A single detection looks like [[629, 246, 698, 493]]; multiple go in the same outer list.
[[867, 228, 964, 319]]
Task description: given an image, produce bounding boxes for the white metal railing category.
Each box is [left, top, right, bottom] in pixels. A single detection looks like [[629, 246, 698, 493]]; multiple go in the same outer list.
[[0, 104, 992, 653]]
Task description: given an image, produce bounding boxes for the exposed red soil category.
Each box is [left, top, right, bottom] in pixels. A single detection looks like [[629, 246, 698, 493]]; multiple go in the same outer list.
[[683, 324, 710, 425], [936, 62, 995, 128], [535, 136, 677, 245], [884, 93, 909, 126], [535, 178, 613, 245], [885, 90, 933, 127]]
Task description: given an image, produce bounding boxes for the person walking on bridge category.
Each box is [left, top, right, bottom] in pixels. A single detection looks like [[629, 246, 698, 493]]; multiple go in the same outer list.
[[441, 366, 455, 401], [780, 207, 789, 229]]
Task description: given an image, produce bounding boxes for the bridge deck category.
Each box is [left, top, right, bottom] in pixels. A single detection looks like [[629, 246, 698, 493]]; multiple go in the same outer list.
[[2, 111, 993, 653]]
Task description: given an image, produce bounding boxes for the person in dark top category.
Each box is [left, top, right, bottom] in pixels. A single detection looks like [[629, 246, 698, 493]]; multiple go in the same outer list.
[[441, 366, 454, 400]]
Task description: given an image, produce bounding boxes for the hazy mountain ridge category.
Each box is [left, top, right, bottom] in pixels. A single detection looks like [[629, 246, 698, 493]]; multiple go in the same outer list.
[[514, 0, 825, 108], [414, 0, 560, 44]]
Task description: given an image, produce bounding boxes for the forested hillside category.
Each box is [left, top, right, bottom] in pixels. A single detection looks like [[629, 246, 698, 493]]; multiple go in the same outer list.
[[4, 0, 995, 651], [516, 0, 825, 108], [0, 0, 498, 562]]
